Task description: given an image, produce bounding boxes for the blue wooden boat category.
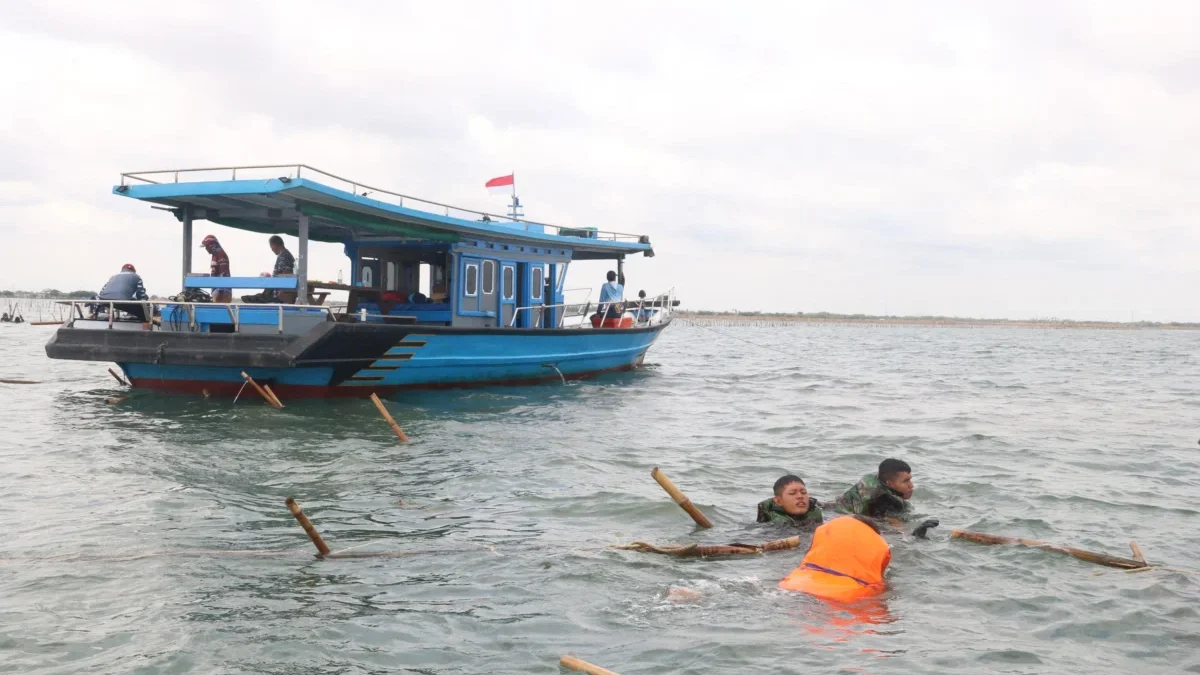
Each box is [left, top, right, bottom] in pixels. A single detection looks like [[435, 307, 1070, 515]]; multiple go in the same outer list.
[[45, 165, 674, 397]]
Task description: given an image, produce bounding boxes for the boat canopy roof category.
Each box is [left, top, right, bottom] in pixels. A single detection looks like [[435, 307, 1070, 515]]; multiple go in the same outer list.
[[113, 165, 653, 260]]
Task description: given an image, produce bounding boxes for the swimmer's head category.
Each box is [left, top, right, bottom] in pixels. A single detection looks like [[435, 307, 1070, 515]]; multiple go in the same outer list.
[[879, 458, 914, 500], [773, 474, 810, 516]]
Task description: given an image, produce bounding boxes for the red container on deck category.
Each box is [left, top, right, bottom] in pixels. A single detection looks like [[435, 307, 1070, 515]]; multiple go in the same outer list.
[[590, 315, 634, 328]]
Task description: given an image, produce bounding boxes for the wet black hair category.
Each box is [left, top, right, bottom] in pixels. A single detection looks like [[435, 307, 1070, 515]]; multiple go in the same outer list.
[[269, 235, 284, 246], [878, 458, 911, 483], [773, 474, 805, 497], [606, 271, 617, 282], [851, 514, 883, 534]]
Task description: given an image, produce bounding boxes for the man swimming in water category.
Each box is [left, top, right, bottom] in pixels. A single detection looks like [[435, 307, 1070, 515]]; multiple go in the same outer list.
[[756, 474, 824, 527], [834, 458, 914, 519]]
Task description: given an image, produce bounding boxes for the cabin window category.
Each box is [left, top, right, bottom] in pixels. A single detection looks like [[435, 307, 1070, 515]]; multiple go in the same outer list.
[[385, 262, 397, 291], [502, 266, 515, 300], [482, 260, 496, 294], [532, 266, 544, 300], [464, 263, 479, 297]]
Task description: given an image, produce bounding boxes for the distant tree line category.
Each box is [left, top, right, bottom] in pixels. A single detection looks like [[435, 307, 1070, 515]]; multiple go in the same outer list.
[[679, 308, 1200, 328], [0, 289, 96, 299]]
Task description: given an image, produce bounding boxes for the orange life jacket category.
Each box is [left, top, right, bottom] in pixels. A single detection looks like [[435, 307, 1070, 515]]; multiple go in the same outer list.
[[779, 516, 891, 602]]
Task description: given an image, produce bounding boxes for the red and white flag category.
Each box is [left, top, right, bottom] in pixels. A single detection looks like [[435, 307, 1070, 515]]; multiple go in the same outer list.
[[485, 173, 514, 195]]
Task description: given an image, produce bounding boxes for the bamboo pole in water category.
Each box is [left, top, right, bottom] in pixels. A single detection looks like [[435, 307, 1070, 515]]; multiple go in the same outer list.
[[1130, 541, 1147, 565], [369, 392, 409, 442], [616, 535, 801, 558], [285, 497, 331, 556], [262, 384, 284, 408], [650, 467, 712, 528], [108, 368, 128, 386], [0, 379, 41, 385], [951, 529, 1148, 570], [560, 656, 622, 675], [240, 372, 282, 408]]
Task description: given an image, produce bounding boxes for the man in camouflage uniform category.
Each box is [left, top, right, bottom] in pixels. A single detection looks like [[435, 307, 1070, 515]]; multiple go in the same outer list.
[[268, 235, 296, 302], [757, 474, 824, 528], [834, 458, 914, 520], [200, 234, 232, 303]]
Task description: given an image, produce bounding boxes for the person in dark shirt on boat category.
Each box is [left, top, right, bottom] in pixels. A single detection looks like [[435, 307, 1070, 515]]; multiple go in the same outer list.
[[269, 235, 297, 303], [834, 458, 914, 520], [96, 263, 150, 321], [200, 234, 232, 303], [757, 474, 824, 527]]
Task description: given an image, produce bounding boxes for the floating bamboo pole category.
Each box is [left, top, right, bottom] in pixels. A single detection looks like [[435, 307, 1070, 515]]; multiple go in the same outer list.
[[650, 467, 712, 528], [616, 534, 801, 558], [369, 392, 409, 442], [29, 320, 62, 326], [106, 396, 127, 405], [0, 379, 41, 385], [262, 384, 284, 408], [108, 368, 128, 386], [285, 497, 331, 556], [560, 656, 622, 675], [1130, 541, 1147, 565], [951, 529, 1148, 570], [240, 371, 282, 408]]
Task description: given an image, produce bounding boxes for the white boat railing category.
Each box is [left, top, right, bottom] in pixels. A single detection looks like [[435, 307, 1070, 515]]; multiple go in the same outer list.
[[510, 287, 676, 329], [118, 164, 649, 244], [53, 300, 393, 335], [509, 287, 593, 328]]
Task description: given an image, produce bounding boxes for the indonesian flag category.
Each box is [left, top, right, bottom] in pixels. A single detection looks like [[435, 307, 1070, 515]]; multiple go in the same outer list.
[[485, 173, 514, 195]]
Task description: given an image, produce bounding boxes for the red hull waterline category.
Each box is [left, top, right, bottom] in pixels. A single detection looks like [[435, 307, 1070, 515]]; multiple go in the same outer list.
[[127, 361, 646, 399]]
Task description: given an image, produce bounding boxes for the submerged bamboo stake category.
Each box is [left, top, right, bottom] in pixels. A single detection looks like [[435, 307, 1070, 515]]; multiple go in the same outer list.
[[262, 384, 284, 408], [108, 368, 127, 386], [560, 656, 622, 675], [616, 535, 801, 558], [951, 529, 1147, 570], [285, 497, 331, 556], [369, 392, 409, 442], [650, 467, 712, 528], [241, 371, 282, 408], [1130, 541, 1147, 565]]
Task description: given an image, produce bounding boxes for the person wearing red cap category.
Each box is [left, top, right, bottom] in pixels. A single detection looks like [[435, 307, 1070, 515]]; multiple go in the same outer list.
[[96, 263, 150, 321], [200, 234, 232, 302]]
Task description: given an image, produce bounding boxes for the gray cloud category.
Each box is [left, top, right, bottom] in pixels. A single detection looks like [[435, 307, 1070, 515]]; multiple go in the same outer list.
[[1, 1, 1198, 319]]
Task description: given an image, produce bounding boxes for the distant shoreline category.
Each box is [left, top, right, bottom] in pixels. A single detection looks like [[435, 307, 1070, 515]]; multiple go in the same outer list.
[[677, 312, 1200, 330]]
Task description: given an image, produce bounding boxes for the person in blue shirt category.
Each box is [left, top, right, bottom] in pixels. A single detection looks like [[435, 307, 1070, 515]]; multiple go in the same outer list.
[[95, 263, 150, 321], [598, 269, 625, 319]]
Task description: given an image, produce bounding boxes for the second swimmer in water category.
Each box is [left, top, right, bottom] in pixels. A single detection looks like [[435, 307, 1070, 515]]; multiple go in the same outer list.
[[756, 474, 824, 528]]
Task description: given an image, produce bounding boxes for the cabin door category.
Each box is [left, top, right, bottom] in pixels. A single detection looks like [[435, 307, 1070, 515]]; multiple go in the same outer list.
[[480, 260, 498, 325], [499, 262, 517, 327], [528, 263, 546, 328]]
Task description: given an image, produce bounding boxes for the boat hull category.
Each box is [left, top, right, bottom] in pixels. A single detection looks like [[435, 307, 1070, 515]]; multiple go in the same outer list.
[[47, 320, 669, 397]]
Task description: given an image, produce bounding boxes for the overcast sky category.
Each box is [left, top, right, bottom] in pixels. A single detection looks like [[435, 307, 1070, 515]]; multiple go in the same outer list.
[[2, 1, 1198, 320]]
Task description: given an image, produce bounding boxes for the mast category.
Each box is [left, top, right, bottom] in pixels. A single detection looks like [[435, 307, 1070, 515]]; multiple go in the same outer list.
[[508, 171, 523, 221]]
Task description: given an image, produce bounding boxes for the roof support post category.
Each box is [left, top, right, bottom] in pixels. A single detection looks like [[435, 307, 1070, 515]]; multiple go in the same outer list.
[[297, 213, 309, 304], [181, 204, 193, 289]]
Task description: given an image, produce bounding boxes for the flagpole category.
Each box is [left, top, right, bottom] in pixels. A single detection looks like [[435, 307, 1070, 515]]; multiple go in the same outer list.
[[509, 170, 520, 222]]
